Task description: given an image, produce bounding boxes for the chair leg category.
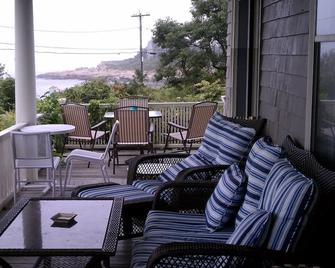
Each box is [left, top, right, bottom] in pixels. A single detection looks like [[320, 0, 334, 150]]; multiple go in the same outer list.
[[163, 126, 172, 153], [13, 169, 18, 204], [63, 161, 72, 194], [58, 165, 62, 196], [101, 164, 109, 182], [113, 148, 116, 174], [51, 168, 55, 197]]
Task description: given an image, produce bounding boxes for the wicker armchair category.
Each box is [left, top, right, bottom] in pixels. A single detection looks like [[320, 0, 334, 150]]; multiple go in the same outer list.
[[131, 136, 335, 268]]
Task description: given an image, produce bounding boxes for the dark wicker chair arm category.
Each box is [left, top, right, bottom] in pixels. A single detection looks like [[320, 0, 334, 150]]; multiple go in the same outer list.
[[126, 153, 189, 184], [147, 242, 319, 268], [167, 121, 188, 130], [153, 181, 217, 212], [174, 164, 229, 182]]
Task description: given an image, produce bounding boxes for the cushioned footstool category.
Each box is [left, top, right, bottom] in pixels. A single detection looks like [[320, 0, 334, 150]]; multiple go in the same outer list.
[[72, 183, 154, 239]]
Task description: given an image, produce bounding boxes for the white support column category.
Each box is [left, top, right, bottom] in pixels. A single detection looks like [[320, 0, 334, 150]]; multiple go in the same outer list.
[[15, 0, 36, 125]]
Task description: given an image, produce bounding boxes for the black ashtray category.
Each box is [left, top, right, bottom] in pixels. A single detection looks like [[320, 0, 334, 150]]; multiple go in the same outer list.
[[51, 213, 77, 228]]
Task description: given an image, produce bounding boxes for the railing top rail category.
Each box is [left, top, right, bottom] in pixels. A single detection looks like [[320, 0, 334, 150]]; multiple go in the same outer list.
[[0, 123, 27, 141]]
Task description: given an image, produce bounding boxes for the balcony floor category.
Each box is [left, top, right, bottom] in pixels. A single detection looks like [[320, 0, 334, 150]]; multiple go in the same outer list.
[[0, 150, 148, 268]]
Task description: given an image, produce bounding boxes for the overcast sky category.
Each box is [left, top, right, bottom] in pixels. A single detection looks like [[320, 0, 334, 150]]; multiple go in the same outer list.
[[0, 0, 192, 75]]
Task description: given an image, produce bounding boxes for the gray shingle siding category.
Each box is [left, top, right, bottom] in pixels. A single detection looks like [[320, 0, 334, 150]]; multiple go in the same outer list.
[[225, 0, 310, 144], [259, 0, 310, 145]]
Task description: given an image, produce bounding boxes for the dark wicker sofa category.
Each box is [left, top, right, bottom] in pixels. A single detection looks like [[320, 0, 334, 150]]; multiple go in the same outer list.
[[130, 136, 335, 268], [72, 116, 266, 239]]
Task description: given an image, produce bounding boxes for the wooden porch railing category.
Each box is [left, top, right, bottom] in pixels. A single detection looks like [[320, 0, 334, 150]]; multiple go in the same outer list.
[[0, 123, 27, 209]]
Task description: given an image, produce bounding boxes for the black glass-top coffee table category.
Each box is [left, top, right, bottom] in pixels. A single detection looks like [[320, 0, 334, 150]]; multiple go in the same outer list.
[[0, 197, 123, 267]]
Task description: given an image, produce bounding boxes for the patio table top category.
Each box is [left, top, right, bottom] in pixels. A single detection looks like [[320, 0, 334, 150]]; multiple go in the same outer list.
[[0, 197, 123, 257]]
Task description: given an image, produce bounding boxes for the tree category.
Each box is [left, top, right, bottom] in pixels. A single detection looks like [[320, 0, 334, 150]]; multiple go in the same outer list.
[[152, 0, 227, 85], [0, 77, 15, 112], [0, 63, 5, 79]]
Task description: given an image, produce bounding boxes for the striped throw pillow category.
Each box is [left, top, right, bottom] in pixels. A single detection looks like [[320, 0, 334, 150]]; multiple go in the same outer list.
[[236, 137, 283, 226], [227, 209, 272, 246], [158, 153, 211, 182], [205, 163, 247, 232], [198, 112, 256, 165], [259, 159, 316, 252]]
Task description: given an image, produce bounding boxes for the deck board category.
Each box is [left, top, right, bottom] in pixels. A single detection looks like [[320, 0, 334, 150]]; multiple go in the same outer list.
[[0, 151, 146, 268]]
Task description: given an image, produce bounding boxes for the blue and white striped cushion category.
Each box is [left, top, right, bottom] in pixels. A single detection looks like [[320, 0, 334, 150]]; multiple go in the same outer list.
[[158, 153, 211, 182], [227, 209, 271, 246], [198, 112, 256, 165], [132, 180, 163, 195], [205, 163, 246, 232], [259, 159, 315, 252], [76, 184, 154, 203], [236, 137, 283, 226], [144, 210, 233, 243]]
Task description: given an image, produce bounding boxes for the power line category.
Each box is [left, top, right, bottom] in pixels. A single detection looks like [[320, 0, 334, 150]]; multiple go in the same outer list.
[[0, 48, 139, 55], [0, 48, 161, 55], [0, 42, 138, 51], [0, 25, 140, 33]]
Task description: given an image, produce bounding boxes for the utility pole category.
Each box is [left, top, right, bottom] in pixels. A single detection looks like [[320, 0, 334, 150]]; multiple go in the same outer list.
[[131, 11, 150, 83]]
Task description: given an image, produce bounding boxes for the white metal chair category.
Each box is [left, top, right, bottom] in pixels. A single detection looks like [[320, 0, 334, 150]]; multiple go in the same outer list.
[[63, 121, 119, 193], [11, 131, 61, 203]]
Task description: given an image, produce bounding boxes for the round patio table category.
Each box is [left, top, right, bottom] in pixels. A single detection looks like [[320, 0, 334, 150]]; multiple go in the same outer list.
[[20, 124, 75, 135]]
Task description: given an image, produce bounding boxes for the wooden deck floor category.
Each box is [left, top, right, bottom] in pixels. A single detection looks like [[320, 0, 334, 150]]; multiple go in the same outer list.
[[0, 151, 144, 268]]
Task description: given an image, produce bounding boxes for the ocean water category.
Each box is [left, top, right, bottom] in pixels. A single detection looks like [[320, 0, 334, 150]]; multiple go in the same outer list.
[[36, 78, 85, 97]]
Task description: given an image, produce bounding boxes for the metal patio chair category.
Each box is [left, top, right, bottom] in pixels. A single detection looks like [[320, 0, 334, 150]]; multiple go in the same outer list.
[[163, 101, 218, 153], [118, 96, 149, 108], [110, 106, 154, 174], [61, 104, 108, 162], [11, 131, 62, 203]]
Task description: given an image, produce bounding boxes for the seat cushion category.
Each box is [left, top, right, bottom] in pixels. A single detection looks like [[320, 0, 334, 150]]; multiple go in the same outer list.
[[236, 137, 283, 226], [158, 153, 211, 182], [259, 159, 316, 252], [76, 184, 154, 203], [144, 210, 233, 243], [227, 209, 271, 247], [198, 112, 256, 165], [132, 180, 164, 195], [205, 163, 246, 232]]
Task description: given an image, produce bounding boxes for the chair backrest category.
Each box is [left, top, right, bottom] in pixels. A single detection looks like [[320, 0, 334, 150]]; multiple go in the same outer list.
[[118, 96, 149, 108], [114, 106, 150, 144], [282, 135, 335, 265], [102, 120, 119, 158], [62, 104, 92, 138], [186, 101, 218, 140], [11, 131, 54, 169]]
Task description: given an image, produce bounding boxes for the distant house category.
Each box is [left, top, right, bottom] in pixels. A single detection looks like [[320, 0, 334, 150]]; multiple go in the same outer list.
[[225, 0, 335, 170]]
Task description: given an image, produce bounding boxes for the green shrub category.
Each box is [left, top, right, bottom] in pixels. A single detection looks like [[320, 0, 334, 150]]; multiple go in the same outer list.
[[0, 111, 15, 131], [37, 92, 63, 124]]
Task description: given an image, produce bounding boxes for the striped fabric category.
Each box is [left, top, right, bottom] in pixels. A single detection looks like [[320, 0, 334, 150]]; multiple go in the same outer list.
[[198, 112, 256, 165], [132, 180, 164, 195], [144, 210, 233, 242], [62, 104, 94, 138], [158, 112, 256, 183], [185, 101, 218, 140], [115, 107, 150, 144], [236, 137, 283, 226], [158, 153, 212, 182], [227, 209, 271, 246], [118, 97, 148, 108], [205, 163, 246, 232], [76, 184, 154, 203], [259, 159, 315, 252]]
